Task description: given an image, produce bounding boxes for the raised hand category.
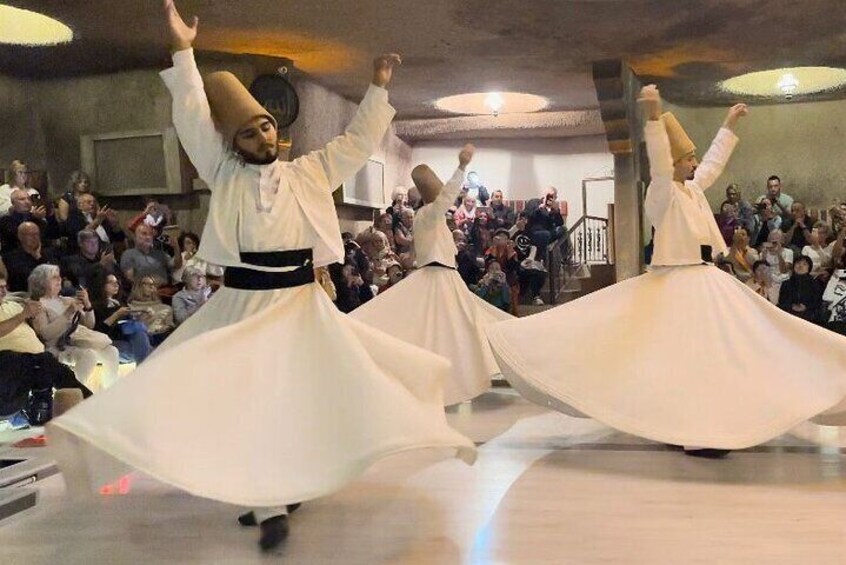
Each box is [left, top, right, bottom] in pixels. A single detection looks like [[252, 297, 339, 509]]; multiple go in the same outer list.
[[722, 103, 749, 130], [31, 205, 47, 221], [458, 143, 475, 169], [638, 84, 662, 121], [372, 54, 402, 88], [163, 0, 198, 53]]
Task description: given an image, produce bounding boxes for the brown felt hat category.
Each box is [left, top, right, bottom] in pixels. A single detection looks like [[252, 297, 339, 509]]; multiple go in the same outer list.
[[204, 72, 277, 143]]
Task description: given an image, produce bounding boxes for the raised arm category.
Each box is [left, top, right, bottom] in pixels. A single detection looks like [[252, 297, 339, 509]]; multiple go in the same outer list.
[[290, 55, 400, 192], [159, 1, 228, 185], [433, 144, 474, 215], [689, 104, 746, 192], [640, 85, 675, 225]]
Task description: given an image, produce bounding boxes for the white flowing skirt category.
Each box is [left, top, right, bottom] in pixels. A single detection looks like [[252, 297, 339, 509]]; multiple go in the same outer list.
[[352, 267, 513, 406], [47, 282, 476, 507], [486, 265, 846, 449]]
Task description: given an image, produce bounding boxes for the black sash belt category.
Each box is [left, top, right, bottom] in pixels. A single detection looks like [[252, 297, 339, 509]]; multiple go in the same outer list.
[[224, 249, 315, 291], [423, 261, 457, 271]]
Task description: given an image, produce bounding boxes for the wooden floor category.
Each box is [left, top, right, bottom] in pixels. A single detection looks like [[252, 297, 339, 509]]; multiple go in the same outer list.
[[1, 389, 845, 564]]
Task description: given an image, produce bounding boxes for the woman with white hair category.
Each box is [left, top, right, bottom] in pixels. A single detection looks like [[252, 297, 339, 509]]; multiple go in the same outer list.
[[29, 264, 120, 390], [171, 266, 210, 324]]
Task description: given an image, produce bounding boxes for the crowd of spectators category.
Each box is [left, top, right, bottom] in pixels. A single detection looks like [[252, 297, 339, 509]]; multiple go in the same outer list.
[[0, 161, 216, 427], [712, 175, 846, 335], [1, 159, 570, 428], [330, 178, 566, 316]]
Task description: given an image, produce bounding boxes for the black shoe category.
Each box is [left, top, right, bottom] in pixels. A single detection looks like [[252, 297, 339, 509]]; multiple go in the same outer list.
[[258, 515, 289, 552], [684, 448, 731, 459], [239, 504, 301, 527]]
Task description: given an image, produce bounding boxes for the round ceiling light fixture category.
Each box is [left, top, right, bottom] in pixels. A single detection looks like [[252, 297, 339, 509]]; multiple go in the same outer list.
[[719, 67, 846, 100], [435, 92, 549, 116], [0, 4, 73, 46]]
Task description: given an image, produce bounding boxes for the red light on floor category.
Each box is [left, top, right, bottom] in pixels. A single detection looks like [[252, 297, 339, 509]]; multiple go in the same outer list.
[[99, 475, 134, 496]]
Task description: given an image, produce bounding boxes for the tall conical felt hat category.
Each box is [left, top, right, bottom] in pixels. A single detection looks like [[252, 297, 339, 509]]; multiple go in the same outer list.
[[204, 72, 278, 143], [411, 164, 444, 204], [660, 112, 696, 163]]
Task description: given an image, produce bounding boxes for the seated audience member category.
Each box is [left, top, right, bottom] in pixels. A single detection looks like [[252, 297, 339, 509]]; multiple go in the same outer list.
[[463, 171, 490, 206], [375, 212, 397, 252], [510, 213, 547, 304], [0, 160, 40, 217], [454, 229, 480, 287], [725, 227, 759, 283], [527, 188, 565, 263], [89, 270, 153, 364], [780, 201, 813, 253], [332, 263, 370, 313], [60, 230, 118, 289], [829, 225, 846, 270], [382, 260, 404, 291], [716, 201, 740, 247], [127, 198, 172, 237], [359, 229, 398, 291], [750, 197, 783, 248], [341, 232, 373, 286], [490, 190, 515, 230], [0, 189, 61, 254], [802, 226, 833, 281], [128, 275, 175, 345], [5, 222, 61, 292], [469, 212, 492, 258], [760, 228, 792, 296], [746, 260, 779, 304], [386, 186, 408, 218], [725, 184, 755, 234], [485, 229, 521, 315], [120, 223, 181, 284], [63, 193, 125, 252], [171, 231, 223, 285], [172, 267, 211, 325], [475, 260, 511, 312], [756, 175, 793, 219], [454, 195, 477, 231], [57, 170, 93, 223], [29, 264, 120, 390], [778, 255, 824, 324], [823, 267, 846, 335], [393, 207, 415, 255], [0, 271, 92, 425]]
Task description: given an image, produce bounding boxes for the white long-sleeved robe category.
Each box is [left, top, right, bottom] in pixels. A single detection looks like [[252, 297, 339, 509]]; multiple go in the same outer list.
[[46, 51, 475, 508], [486, 122, 846, 448], [353, 168, 512, 405]]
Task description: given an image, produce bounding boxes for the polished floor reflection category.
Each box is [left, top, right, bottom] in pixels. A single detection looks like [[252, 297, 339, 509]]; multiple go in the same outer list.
[[1, 389, 845, 564]]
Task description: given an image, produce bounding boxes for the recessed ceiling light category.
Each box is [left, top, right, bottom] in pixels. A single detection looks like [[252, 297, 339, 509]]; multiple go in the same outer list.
[[0, 4, 73, 46], [435, 92, 549, 116], [719, 67, 846, 99]]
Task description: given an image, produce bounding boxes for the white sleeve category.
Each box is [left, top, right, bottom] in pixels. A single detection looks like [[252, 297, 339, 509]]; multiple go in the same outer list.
[[432, 168, 466, 215], [160, 49, 229, 187], [643, 120, 675, 226], [290, 84, 396, 192], [689, 127, 739, 193]]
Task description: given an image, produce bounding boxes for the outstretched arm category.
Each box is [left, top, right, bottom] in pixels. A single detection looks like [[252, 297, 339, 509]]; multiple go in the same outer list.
[[159, 0, 228, 186], [689, 104, 746, 192], [640, 85, 675, 225], [290, 55, 401, 192], [433, 144, 475, 214]]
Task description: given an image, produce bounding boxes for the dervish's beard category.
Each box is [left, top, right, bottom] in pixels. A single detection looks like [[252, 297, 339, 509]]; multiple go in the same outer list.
[[239, 146, 278, 165]]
